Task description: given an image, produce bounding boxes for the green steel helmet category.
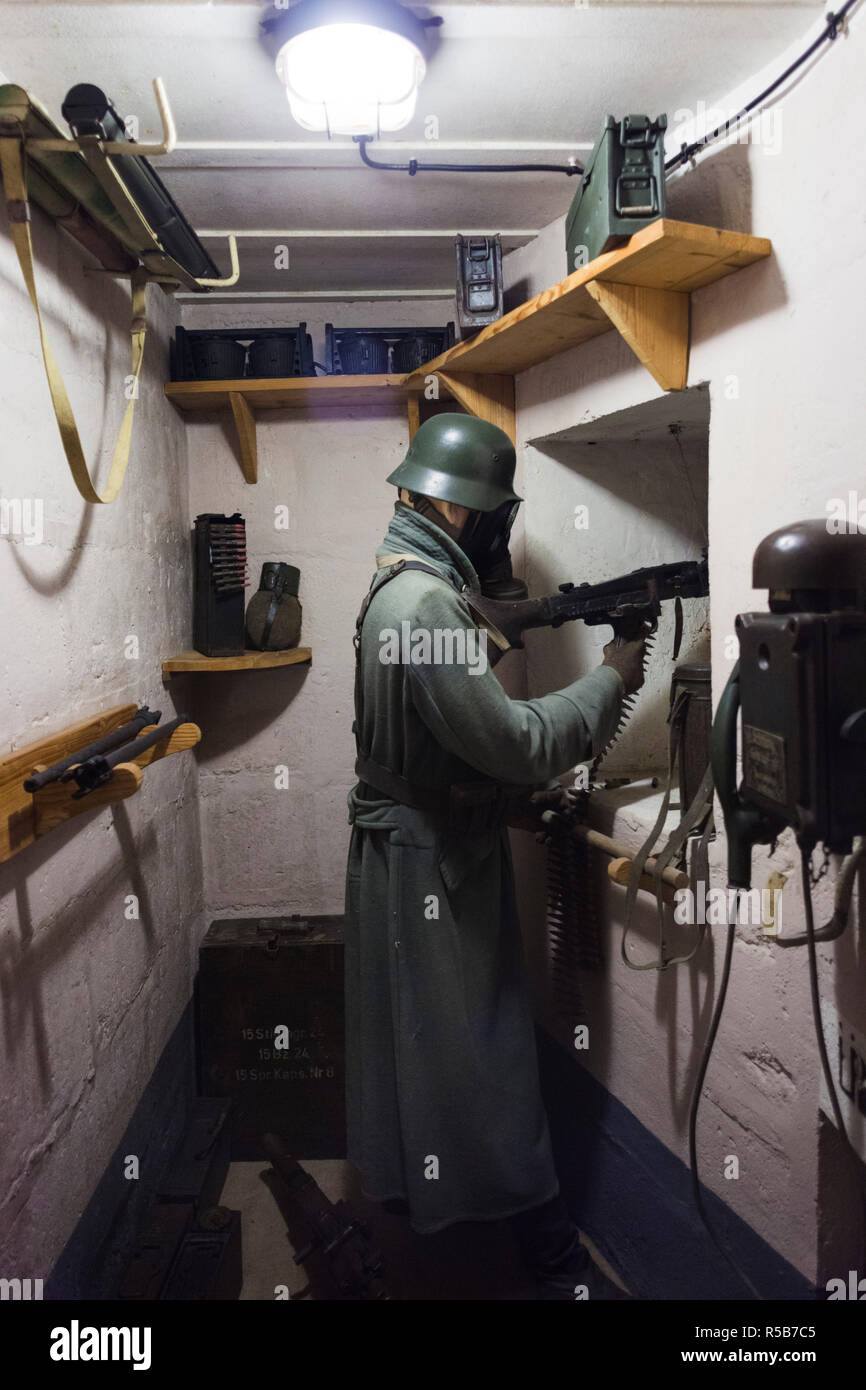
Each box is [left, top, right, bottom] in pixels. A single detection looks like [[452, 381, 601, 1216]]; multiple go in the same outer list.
[[386, 414, 520, 513]]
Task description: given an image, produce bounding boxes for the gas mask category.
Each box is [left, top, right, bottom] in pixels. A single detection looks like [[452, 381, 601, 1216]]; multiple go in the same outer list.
[[459, 500, 528, 600], [406, 493, 527, 601]]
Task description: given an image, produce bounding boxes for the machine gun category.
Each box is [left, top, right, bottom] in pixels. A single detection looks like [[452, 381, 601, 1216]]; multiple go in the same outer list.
[[69, 714, 190, 797], [23, 706, 161, 792], [262, 1132, 389, 1301], [22, 708, 191, 799], [466, 555, 709, 654]]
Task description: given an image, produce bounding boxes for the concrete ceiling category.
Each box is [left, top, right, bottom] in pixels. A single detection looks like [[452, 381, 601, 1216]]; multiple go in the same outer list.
[[1, 1, 822, 299]]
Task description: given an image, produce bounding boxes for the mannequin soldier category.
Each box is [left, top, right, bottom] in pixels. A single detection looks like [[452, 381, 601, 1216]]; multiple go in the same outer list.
[[344, 415, 646, 1299]]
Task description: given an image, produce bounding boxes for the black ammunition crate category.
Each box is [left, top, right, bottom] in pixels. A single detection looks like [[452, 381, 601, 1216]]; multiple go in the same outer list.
[[170, 325, 315, 381], [197, 915, 345, 1160], [324, 322, 454, 374], [456, 234, 503, 335]]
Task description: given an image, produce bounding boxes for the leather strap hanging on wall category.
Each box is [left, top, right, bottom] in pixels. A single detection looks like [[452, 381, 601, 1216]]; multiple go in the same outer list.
[[0, 134, 147, 504], [620, 687, 715, 971]]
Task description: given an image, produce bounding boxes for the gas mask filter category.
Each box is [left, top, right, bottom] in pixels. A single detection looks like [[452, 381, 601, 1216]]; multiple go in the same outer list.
[[403, 493, 527, 600], [459, 500, 527, 601]]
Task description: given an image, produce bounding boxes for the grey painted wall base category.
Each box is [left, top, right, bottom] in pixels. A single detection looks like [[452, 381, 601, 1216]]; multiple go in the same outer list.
[[47, 1004, 196, 1300], [536, 1027, 815, 1300], [46, 1001, 815, 1301]]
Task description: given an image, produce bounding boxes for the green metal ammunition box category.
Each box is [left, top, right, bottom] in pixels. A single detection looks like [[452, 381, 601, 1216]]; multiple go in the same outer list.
[[565, 113, 667, 272]]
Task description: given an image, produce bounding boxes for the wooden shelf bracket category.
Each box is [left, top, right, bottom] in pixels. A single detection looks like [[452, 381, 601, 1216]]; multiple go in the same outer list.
[[229, 391, 258, 483], [432, 372, 516, 443], [585, 280, 690, 391]]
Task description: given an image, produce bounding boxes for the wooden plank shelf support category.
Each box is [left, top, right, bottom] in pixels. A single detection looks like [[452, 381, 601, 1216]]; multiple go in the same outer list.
[[229, 391, 258, 484], [419, 372, 516, 443], [0, 705, 202, 866], [162, 646, 312, 678], [585, 281, 690, 391], [164, 221, 771, 471], [403, 219, 771, 387]]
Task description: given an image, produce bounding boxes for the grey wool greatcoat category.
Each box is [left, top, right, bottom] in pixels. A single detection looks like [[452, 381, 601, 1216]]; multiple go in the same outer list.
[[344, 502, 624, 1233]]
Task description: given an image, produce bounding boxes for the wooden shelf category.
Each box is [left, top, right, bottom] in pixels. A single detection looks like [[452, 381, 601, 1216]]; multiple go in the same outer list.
[[404, 218, 771, 390], [164, 374, 410, 413], [164, 375, 417, 484], [164, 219, 771, 476], [162, 647, 312, 677]]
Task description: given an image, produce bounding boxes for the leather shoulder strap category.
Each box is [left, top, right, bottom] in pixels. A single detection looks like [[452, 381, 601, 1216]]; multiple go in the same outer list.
[[353, 557, 454, 763]]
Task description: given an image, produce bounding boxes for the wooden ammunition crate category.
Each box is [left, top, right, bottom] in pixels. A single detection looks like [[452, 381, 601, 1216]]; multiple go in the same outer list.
[[197, 916, 345, 1159]]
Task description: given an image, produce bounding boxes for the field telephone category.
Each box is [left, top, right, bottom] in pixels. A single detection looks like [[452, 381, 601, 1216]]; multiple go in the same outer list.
[[713, 518, 866, 889], [695, 520, 866, 1298]]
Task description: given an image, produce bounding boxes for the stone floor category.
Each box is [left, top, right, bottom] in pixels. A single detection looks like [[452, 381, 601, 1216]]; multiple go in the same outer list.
[[219, 1159, 622, 1301]]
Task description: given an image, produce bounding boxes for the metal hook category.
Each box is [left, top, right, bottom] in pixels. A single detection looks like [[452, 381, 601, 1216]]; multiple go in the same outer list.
[[26, 78, 176, 158]]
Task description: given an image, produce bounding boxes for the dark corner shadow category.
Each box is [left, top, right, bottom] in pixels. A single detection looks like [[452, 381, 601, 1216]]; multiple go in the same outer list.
[[110, 801, 158, 947], [504, 276, 532, 313], [0, 813, 159, 1100], [171, 663, 311, 763]]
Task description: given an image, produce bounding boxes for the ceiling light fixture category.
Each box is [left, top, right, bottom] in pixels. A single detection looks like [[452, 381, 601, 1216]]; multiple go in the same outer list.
[[263, 0, 438, 137]]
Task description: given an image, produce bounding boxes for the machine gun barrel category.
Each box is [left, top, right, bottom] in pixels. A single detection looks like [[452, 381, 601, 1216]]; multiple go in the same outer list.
[[467, 556, 709, 650], [70, 712, 188, 798], [23, 706, 161, 792]]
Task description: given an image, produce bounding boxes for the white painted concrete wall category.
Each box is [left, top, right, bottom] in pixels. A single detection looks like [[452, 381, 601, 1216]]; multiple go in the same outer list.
[[0, 202, 204, 1277], [2, 6, 863, 1290], [180, 299, 460, 920], [506, 18, 866, 1281]]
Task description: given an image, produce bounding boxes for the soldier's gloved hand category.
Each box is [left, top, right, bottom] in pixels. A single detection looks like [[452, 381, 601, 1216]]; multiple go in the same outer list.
[[507, 784, 580, 839], [529, 784, 579, 819], [530, 784, 581, 844], [602, 627, 651, 695]]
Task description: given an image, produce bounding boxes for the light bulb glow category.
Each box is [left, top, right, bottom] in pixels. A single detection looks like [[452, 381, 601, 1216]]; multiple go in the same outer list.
[[276, 22, 425, 134]]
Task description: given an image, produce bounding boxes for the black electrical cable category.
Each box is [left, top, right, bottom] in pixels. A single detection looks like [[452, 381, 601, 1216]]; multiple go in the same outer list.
[[666, 2, 861, 173], [801, 849, 855, 1149], [689, 855, 864, 1301], [354, 3, 860, 185], [688, 895, 764, 1300], [800, 847, 866, 1278], [355, 134, 583, 176]]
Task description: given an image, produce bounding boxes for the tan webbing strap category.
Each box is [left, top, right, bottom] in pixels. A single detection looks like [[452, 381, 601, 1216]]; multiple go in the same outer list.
[[0, 133, 147, 504], [376, 552, 446, 571]]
